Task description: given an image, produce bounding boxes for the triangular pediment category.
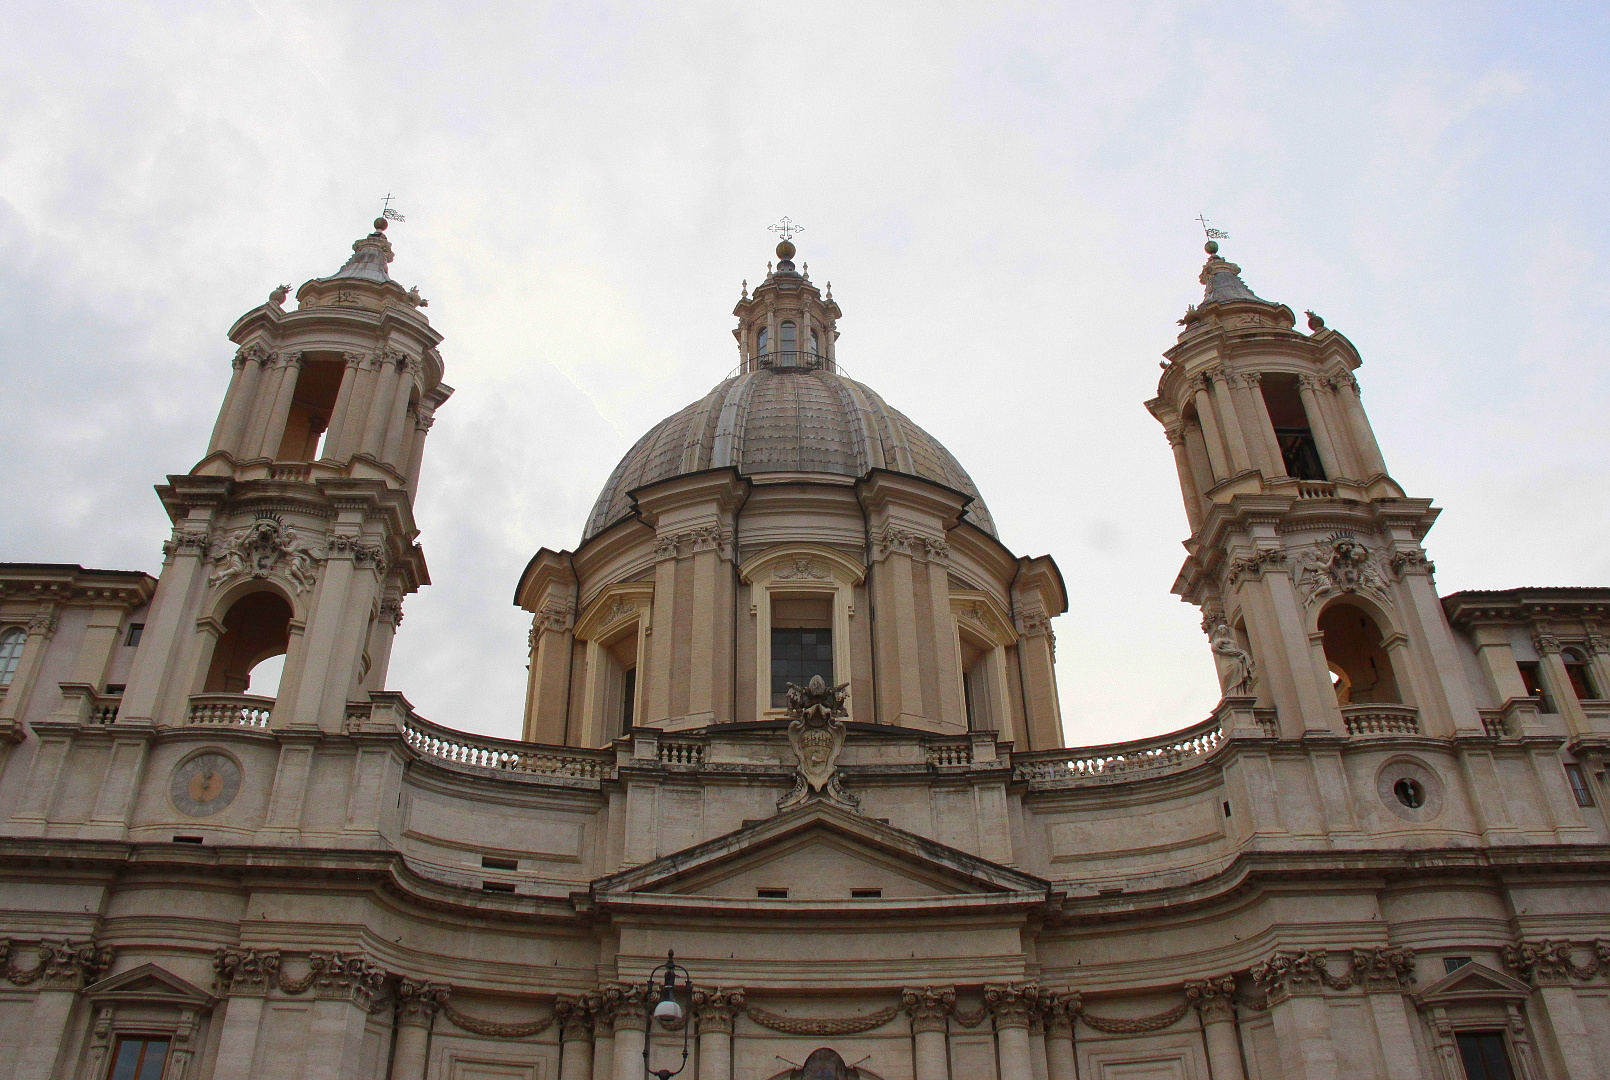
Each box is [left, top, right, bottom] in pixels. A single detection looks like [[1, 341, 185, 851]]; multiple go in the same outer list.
[[1416, 962, 1531, 1005], [84, 963, 216, 1007], [593, 801, 1050, 905]]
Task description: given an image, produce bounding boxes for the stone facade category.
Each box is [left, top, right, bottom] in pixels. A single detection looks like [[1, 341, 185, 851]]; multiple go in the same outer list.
[[0, 229, 1605, 1080]]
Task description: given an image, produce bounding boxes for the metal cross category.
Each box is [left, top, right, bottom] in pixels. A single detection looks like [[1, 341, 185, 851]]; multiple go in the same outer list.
[[768, 216, 803, 242], [1196, 214, 1228, 240], [382, 194, 406, 222]]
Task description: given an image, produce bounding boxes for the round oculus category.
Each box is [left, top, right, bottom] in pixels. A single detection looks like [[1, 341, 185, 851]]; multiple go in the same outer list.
[[170, 752, 241, 817]]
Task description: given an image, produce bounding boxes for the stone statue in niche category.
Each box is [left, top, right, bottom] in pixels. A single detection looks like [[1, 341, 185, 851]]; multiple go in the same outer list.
[[1209, 623, 1256, 697], [778, 675, 858, 812]]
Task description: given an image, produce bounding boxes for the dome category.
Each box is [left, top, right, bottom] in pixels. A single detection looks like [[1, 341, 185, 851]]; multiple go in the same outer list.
[[584, 364, 996, 540]]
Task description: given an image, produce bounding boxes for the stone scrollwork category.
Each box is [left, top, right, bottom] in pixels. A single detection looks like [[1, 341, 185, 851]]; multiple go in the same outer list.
[[1226, 546, 1286, 589], [778, 675, 857, 812], [213, 946, 282, 996], [1503, 939, 1608, 985], [3, 938, 113, 989], [901, 986, 956, 1033], [554, 994, 596, 1040], [397, 979, 452, 1027], [538, 600, 579, 634], [1388, 549, 1435, 578], [655, 525, 732, 561], [1352, 946, 1416, 991], [875, 526, 950, 563], [26, 610, 59, 638], [162, 528, 212, 560], [1292, 534, 1391, 608], [1251, 948, 1332, 999], [207, 515, 321, 595]]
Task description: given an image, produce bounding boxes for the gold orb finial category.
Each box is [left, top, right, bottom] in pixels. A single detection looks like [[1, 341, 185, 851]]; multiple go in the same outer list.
[[1204, 239, 1219, 255], [776, 239, 796, 261], [374, 217, 388, 232]]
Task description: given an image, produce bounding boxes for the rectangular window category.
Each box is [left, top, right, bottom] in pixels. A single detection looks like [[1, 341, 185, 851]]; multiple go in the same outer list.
[[125, 623, 144, 647], [1565, 661, 1596, 700], [109, 1037, 169, 1080], [1565, 764, 1595, 807], [850, 888, 882, 899], [104, 684, 126, 696], [482, 856, 518, 871], [481, 881, 516, 893], [756, 887, 788, 899], [1517, 663, 1554, 713], [1456, 1031, 1515, 1080], [771, 627, 834, 709]]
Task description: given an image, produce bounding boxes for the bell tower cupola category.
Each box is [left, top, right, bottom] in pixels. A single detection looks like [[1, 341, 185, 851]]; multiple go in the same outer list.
[[732, 233, 841, 373], [1148, 242, 1482, 742], [119, 217, 453, 736]]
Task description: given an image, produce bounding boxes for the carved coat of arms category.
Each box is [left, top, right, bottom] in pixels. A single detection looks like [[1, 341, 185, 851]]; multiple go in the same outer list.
[[1293, 534, 1390, 607], [207, 516, 321, 595], [778, 675, 858, 811]]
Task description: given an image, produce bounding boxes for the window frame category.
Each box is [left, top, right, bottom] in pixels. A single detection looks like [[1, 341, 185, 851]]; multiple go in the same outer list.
[[740, 546, 865, 724], [0, 626, 26, 687]]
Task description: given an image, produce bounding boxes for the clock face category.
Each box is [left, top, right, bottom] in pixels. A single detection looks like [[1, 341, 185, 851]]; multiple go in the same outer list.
[[170, 752, 241, 817]]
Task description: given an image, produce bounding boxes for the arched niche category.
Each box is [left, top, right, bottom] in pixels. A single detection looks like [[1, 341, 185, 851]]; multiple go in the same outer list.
[[203, 587, 293, 695], [573, 582, 654, 746], [950, 589, 1017, 740], [740, 545, 866, 724]]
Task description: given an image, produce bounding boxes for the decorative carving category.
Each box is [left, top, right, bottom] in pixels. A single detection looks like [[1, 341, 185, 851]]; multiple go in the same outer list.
[[693, 987, 746, 1034], [326, 534, 388, 573], [1077, 997, 1191, 1034], [901, 986, 955, 1033], [537, 599, 578, 634], [1352, 946, 1416, 991], [747, 1001, 898, 1036], [600, 598, 636, 626], [602, 983, 650, 1028], [301, 952, 388, 1008], [1503, 939, 1607, 985], [555, 994, 595, 1041], [655, 526, 732, 561], [235, 341, 275, 369], [1531, 630, 1562, 656], [1164, 424, 1187, 448], [1184, 976, 1238, 1023], [1209, 623, 1256, 696], [1305, 310, 1325, 331], [378, 598, 404, 626], [268, 284, 290, 307], [1043, 991, 1081, 1037], [442, 1003, 556, 1038], [875, 527, 949, 562], [1251, 949, 1331, 998], [405, 286, 429, 308], [10, 939, 114, 989], [162, 528, 212, 559], [207, 516, 320, 594], [397, 979, 451, 1027], [213, 947, 282, 995], [1585, 623, 1610, 656], [778, 675, 857, 811], [1388, 550, 1435, 578], [774, 558, 829, 581], [1227, 547, 1286, 587], [25, 611, 58, 638], [1293, 534, 1390, 608], [984, 983, 1038, 1030], [1016, 602, 1053, 638]]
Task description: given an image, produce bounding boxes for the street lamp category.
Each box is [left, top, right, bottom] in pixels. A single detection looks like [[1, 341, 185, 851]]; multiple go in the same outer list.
[[643, 950, 693, 1080]]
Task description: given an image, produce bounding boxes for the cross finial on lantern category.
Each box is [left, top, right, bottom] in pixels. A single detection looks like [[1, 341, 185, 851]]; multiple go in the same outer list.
[[768, 216, 803, 243], [1195, 214, 1228, 240], [382, 194, 406, 223]]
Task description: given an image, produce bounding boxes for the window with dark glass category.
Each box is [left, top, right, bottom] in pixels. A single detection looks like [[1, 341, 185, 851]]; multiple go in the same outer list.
[[620, 667, 636, 733], [780, 321, 797, 354], [1565, 763, 1595, 807], [1517, 662, 1554, 713], [125, 623, 144, 647], [1456, 1031, 1514, 1080], [0, 627, 24, 687], [1562, 649, 1597, 699], [771, 628, 833, 709], [108, 1037, 169, 1080], [809, 330, 819, 356]]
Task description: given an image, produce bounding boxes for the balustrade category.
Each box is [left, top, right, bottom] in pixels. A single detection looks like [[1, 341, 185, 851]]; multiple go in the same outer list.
[[926, 740, 973, 767], [657, 740, 705, 766], [399, 714, 612, 780], [1014, 717, 1224, 783], [1341, 705, 1419, 736], [186, 694, 273, 728]]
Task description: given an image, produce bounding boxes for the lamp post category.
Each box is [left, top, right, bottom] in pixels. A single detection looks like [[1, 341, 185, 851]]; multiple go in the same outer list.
[[643, 950, 693, 1080]]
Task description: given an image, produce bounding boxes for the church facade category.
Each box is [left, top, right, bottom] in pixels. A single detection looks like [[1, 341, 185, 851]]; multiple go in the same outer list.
[[0, 221, 1606, 1080]]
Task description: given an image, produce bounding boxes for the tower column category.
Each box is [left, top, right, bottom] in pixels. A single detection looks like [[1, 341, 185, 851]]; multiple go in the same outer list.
[[208, 351, 251, 455], [1165, 426, 1204, 532], [986, 985, 1036, 1080], [1296, 374, 1344, 480], [319, 352, 366, 462], [257, 351, 306, 460], [359, 350, 406, 459], [1192, 380, 1230, 481], [1333, 375, 1388, 477], [1237, 372, 1286, 479], [1209, 371, 1253, 474]]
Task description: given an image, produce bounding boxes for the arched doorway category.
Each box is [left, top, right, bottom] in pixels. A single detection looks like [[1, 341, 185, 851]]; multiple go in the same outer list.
[[204, 590, 292, 695], [1318, 601, 1400, 705]]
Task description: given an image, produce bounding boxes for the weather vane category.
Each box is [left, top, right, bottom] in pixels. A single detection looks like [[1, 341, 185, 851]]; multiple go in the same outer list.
[[1196, 214, 1229, 240], [768, 216, 803, 243], [382, 194, 406, 223]]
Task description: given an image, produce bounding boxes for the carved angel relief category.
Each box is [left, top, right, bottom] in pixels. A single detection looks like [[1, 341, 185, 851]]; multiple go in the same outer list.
[[207, 516, 321, 594], [1292, 534, 1391, 608], [778, 675, 858, 812]]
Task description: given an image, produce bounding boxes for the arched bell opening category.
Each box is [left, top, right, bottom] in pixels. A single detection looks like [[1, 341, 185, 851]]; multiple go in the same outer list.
[[204, 590, 292, 695], [1318, 600, 1400, 705]]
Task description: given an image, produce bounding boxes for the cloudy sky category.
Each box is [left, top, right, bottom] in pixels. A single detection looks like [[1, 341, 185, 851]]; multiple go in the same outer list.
[[4, 2, 1608, 745]]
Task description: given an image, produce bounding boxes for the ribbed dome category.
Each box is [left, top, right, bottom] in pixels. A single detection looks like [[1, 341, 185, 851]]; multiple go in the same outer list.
[[584, 366, 996, 540]]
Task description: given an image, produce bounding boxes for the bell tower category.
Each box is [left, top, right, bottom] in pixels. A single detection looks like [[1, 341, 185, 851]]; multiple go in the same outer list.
[[119, 218, 452, 731], [1147, 243, 1481, 738]]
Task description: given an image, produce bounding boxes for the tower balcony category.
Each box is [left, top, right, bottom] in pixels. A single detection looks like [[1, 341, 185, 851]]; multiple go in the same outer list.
[[754, 350, 830, 372], [1341, 704, 1420, 736]]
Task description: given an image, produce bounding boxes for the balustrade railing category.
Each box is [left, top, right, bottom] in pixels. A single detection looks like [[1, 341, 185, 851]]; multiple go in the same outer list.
[[399, 713, 611, 781], [1341, 705, 1420, 736], [658, 740, 705, 766], [927, 740, 973, 767], [1013, 717, 1224, 783], [187, 694, 273, 728], [89, 700, 120, 724], [755, 350, 829, 371], [270, 462, 313, 482], [1296, 481, 1336, 499]]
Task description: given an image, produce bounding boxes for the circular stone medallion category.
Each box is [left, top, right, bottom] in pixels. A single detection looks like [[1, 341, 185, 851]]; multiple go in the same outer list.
[[170, 752, 241, 817], [1375, 757, 1443, 822]]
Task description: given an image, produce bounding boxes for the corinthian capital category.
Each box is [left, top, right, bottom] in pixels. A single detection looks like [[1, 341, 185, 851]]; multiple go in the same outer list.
[[692, 987, 746, 1034], [397, 979, 451, 1027], [1184, 975, 1237, 1023], [901, 986, 955, 1033], [983, 982, 1039, 1030]]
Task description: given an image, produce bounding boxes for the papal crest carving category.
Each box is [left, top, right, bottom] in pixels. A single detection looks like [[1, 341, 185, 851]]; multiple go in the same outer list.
[[778, 675, 858, 811], [207, 516, 320, 595]]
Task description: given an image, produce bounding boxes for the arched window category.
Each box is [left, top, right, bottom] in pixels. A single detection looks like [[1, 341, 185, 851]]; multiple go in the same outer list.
[[205, 591, 292, 695], [780, 321, 797, 354], [1318, 602, 1400, 704], [756, 327, 768, 356], [1562, 648, 1597, 699], [0, 628, 25, 686]]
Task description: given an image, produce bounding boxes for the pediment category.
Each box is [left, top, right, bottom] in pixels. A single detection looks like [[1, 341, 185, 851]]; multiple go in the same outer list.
[[84, 963, 216, 1007], [1416, 962, 1532, 1005], [593, 801, 1050, 906]]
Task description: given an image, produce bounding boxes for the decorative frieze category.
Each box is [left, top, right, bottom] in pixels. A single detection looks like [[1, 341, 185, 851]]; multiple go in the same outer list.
[[901, 986, 956, 1033], [442, 1002, 555, 1038], [1250, 946, 1415, 1002], [1503, 939, 1609, 985], [773, 558, 829, 581]]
